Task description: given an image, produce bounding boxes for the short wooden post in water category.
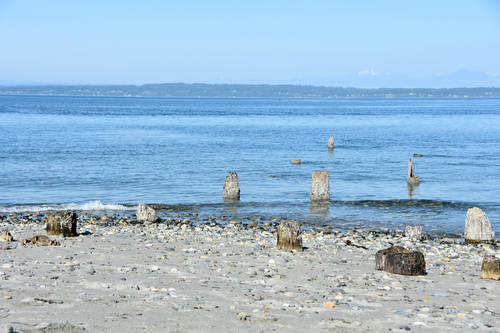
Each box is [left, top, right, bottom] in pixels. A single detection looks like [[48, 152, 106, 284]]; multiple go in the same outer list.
[[277, 221, 303, 251], [407, 158, 420, 185], [328, 136, 335, 149], [464, 207, 494, 243], [375, 246, 426, 276], [480, 256, 500, 280], [222, 172, 240, 201], [311, 171, 330, 202], [46, 211, 78, 237]]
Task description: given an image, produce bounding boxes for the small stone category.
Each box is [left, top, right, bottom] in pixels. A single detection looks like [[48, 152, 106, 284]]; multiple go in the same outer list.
[[405, 226, 422, 240], [3, 295, 12, 300], [324, 301, 336, 308], [291, 159, 302, 165]]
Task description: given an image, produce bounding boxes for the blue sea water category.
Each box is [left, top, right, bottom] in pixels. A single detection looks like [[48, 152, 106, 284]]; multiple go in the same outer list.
[[1, 95, 499, 235]]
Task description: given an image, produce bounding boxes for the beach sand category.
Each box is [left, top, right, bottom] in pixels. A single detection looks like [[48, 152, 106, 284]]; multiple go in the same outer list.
[[0, 215, 499, 332]]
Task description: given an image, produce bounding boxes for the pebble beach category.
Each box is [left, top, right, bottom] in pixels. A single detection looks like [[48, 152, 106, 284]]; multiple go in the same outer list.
[[0, 212, 499, 332]]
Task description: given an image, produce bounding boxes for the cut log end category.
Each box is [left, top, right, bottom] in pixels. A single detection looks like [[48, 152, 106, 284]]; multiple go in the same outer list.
[[480, 256, 500, 280], [277, 221, 303, 251], [375, 246, 426, 276], [46, 211, 78, 237]]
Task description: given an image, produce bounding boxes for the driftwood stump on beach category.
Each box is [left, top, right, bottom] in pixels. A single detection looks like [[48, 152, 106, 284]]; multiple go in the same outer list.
[[407, 158, 420, 185], [136, 203, 160, 223], [222, 172, 240, 201], [480, 256, 500, 280], [46, 211, 78, 237], [311, 171, 330, 202], [328, 136, 335, 149], [277, 221, 303, 251], [464, 207, 494, 243], [375, 246, 426, 276]]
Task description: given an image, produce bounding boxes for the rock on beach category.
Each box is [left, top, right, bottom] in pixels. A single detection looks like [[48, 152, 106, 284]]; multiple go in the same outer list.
[[464, 207, 494, 243], [136, 203, 160, 223]]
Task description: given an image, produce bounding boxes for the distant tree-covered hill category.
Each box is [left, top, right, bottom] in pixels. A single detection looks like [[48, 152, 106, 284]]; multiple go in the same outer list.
[[1, 83, 499, 98]]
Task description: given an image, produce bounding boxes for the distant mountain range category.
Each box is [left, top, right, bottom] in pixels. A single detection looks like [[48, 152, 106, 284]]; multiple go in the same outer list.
[[1, 83, 500, 98]]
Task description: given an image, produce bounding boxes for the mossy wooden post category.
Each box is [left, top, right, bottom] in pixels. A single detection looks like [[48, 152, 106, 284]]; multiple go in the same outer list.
[[311, 171, 330, 202], [46, 211, 78, 237], [480, 256, 500, 280], [464, 207, 494, 243], [277, 221, 302, 251], [407, 158, 420, 185], [328, 136, 335, 149], [223, 172, 240, 201], [375, 246, 425, 276]]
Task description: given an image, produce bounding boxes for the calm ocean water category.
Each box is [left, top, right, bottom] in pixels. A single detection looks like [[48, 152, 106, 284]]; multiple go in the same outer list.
[[1, 95, 499, 235]]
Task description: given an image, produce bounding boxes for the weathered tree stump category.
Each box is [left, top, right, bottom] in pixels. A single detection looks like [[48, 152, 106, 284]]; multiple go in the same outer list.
[[222, 172, 240, 201], [23, 235, 60, 246], [328, 136, 335, 149], [464, 207, 494, 243], [407, 158, 420, 185], [311, 171, 330, 202], [136, 203, 160, 223], [277, 221, 303, 251], [46, 211, 78, 237], [291, 159, 302, 165], [480, 256, 500, 280], [405, 225, 423, 240], [375, 246, 426, 276]]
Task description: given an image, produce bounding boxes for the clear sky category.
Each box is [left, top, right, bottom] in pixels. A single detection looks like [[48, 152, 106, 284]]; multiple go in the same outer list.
[[1, 0, 499, 87]]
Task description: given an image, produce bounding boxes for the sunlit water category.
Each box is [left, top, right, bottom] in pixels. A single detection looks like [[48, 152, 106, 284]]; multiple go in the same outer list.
[[1, 95, 499, 235]]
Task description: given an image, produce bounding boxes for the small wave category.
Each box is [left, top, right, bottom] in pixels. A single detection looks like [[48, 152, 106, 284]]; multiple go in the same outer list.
[[0, 200, 134, 213]]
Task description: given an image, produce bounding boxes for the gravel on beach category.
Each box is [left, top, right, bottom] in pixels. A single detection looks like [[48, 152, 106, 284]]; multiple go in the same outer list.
[[0, 213, 499, 332]]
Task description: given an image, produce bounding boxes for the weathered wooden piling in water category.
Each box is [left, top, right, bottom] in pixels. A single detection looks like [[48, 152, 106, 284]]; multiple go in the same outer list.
[[328, 136, 335, 149], [464, 207, 494, 243], [310, 171, 330, 202], [222, 172, 240, 201], [405, 225, 423, 240], [375, 246, 426, 276], [136, 203, 161, 223], [407, 158, 420, 185], [480, 256, 500, 280], [277, 221, 303, 251], [46, 211, 78, 237]]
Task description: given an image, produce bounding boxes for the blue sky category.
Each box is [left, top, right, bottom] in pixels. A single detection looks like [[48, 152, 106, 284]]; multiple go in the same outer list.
[[1, 0, 499, 87]]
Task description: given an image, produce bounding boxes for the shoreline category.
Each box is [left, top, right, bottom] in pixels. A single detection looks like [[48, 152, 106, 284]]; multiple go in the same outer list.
[[1, 207, 498, 241], [0, 213, 499, 332]]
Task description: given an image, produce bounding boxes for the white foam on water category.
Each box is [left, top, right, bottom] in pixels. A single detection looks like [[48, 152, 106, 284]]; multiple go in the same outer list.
[[0, 200, 134, 213]]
